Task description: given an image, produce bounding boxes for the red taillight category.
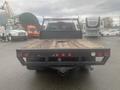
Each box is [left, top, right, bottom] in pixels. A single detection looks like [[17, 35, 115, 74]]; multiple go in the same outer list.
[[104, 51, 110, 56], [96, 51, 110, 57], [96, 52, 104, 57], [22, 52, 29, 57], [61, 53, 65, 57], [54, 53, 72, 57], [68, 53, 72, 57], [17, 52, 22, 57]]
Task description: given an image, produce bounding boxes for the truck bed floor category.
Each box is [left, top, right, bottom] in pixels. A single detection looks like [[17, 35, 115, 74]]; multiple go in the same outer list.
[[23, 39, 104, 49]]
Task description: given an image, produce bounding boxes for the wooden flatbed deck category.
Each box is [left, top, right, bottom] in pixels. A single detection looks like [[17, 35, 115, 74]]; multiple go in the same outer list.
[[23, 39, 104, 49]]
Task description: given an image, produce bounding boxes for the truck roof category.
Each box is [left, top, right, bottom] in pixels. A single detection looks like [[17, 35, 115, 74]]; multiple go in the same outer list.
[[43, 18, 79, 21]]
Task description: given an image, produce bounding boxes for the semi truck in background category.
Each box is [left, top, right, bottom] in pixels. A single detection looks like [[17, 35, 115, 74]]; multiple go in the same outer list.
[[16, 18, 110, 74], [85, 17, 102, 37]]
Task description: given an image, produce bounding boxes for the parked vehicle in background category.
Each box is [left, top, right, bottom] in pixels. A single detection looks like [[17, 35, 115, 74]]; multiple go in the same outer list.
[[109, 30, 120, 36], [6, 29, 28, 41], [100, 29, 120, 36], [85, 17, 101, 37], [100, 31, 111, 36]]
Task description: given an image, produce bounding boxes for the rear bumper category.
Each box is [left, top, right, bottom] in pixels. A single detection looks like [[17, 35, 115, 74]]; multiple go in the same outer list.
[[16, 49, 110, 69], [26, 57, 109, 67]]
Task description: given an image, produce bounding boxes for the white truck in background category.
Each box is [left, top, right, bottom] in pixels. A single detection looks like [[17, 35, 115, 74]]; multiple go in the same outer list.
[[85, 17, 102, 37], [0, 25, 28, 41], [5, 29, 28, 41]]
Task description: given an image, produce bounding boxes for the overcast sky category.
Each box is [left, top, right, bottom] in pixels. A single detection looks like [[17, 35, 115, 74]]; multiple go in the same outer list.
[[1, 0, 120, 18]]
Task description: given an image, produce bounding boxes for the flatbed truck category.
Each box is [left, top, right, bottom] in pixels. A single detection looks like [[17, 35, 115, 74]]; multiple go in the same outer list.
[[16, 18, 110, 73]]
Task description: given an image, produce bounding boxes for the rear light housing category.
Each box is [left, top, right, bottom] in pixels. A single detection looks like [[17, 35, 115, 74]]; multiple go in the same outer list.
[[95, 51, 110, 57], [17, 52, 29, 57], [54, 53, 72, 57], [22, 52, 29, 57], [96, 52, 104, 57]]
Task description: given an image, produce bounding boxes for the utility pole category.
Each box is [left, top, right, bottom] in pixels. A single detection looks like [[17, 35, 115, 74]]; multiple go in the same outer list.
[[0, 0, 15, 29], [119, 16, 120, 29]]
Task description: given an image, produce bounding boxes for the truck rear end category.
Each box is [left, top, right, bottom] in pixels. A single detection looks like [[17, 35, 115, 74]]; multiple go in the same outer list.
[[16, 18, 110, 73]]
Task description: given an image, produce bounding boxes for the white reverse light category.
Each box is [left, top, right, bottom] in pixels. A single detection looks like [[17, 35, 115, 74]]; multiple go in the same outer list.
[[91, 52, 96, 56]]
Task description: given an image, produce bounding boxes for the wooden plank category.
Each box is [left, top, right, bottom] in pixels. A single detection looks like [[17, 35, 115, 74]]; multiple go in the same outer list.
[[23, 39, 104, 49], [76, 39, 104, 48], [49, 40, 57, 49]]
